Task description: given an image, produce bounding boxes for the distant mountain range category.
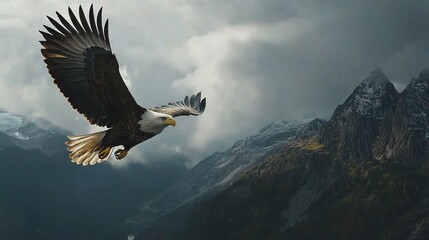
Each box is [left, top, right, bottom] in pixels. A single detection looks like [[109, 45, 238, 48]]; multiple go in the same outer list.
[[0, 111, 67, 156], [135, 69, 429, 240], [0, 113, 187, 240]]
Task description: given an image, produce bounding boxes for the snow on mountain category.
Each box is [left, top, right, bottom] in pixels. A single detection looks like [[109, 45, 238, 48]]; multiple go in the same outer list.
[[375, 69, 429, 163], [127, 119, 324, 230], [0, 111, 68, 156], [335, 69, 399, 120], [217, 120, 308, 168], [0, 112, 28, 140], [319, 69, 400, 163]]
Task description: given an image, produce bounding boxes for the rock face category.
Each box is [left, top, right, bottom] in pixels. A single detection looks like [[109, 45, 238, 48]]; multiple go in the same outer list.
[[136, 69, 429, 240], [319, 69, 399, 163], [127, 119, 324, 232], [375, 70, 429, 163]]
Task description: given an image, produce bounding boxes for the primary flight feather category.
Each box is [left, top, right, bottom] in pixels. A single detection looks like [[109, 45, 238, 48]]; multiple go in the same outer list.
[[40, 5, 206, 166]]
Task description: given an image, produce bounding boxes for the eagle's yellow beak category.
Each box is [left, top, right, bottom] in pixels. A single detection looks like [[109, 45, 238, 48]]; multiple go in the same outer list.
[[167, 118, 176, 127]]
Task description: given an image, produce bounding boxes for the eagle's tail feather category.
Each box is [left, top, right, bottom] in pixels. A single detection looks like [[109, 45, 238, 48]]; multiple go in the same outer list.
[[66, 131, 111, 166]]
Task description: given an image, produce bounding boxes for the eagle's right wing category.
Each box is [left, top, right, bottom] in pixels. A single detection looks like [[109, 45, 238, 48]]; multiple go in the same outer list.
[[40, 5, 141, 127], [151, 92, 206, 117]]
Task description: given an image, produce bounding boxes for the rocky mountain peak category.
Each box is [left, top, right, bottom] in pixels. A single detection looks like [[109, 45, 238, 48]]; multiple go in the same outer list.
[[319, 70, 399, 163], [403, 69, 429, 130], [365, 67, 390, 83], [375, 69, 429, 163], [332, 69, 398, 121]]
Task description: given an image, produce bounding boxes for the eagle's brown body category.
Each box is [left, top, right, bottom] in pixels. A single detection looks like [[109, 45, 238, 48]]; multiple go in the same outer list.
[[40, 5, 206, 166], [102, 107, 155, 151]]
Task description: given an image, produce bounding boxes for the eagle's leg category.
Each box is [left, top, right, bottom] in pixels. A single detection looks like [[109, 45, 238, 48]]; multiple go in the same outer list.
[[98, 146, 112, 159], [114, 149, 128, 160]]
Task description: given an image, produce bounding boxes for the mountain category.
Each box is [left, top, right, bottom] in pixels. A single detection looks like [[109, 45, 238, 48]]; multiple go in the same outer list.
[[319, 69, 399, 163], [126, 119, 325, 233], [136, 69, 429, 240], [0, 111, 187, 240], [0, 111, 67, 156], [375, 70, 429, 163]]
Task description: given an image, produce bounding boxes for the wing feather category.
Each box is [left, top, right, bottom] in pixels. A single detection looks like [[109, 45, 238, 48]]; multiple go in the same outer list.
[[40, 5, 140, 127], [97, 8, 104, 39], [79, 6, 98, 46], [151, 92, 206, 117], [56, 11, 79, 35], [47, 16, 70, 36], [68, 7, 86, 35], [104, 19, 110, 47]]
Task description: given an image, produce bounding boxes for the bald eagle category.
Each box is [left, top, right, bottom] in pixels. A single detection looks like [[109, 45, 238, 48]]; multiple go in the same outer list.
[[40, 5, 206, 166]]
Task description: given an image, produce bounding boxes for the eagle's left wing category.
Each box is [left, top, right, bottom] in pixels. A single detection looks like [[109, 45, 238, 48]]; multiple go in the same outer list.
[[40, 5, 141, 128], [151, 92, 206, 117]]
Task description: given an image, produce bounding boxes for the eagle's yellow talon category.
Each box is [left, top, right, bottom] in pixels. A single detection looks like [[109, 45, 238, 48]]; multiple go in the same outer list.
[[114, 149, 128, 160], [98, 147, 111, 159]]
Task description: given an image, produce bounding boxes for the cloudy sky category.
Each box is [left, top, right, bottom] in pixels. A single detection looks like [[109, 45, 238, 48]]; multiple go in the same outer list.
[[1, 0, 429, 166]]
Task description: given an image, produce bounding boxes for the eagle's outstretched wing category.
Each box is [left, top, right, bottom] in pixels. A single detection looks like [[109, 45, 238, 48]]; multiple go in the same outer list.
[[151, 92, 206, 117], [40, 5, 140, 127]]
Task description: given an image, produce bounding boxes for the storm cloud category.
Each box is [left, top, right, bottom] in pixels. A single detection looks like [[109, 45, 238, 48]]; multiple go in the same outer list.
[[1, 0, 428, 166]]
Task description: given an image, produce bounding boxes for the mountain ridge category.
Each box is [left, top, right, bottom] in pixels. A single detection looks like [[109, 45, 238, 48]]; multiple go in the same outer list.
[[126, 118, 325, 233], [136, 69, 429, 240], [0, 112, 68, 156]]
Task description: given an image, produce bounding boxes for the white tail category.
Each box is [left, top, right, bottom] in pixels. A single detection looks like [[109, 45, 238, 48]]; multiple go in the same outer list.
[[66, 131, 112, 166]]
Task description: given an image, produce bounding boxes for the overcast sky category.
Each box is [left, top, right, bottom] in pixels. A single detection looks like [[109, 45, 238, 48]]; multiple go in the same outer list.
[[1, 0, 429, 166]]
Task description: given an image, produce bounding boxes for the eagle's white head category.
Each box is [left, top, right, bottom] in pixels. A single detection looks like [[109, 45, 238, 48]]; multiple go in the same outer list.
[[138, 110, 176, 134]]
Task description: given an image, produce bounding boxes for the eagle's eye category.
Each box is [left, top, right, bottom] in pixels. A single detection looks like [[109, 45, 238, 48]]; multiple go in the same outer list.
[[161, 117, 167, 121]]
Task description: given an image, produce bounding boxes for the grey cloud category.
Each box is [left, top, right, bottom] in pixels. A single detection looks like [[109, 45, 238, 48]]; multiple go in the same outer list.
[[189, 0, 299, 25], [0, 0, 428, 166], [216, 0, 429, 122]]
